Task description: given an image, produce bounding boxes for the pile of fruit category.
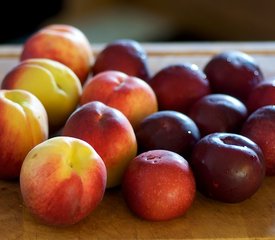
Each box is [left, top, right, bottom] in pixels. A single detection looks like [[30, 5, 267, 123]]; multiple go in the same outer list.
[[0, 24, 274, 226]]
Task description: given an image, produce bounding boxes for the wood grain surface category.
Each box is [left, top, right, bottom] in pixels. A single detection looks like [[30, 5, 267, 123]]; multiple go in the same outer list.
[[0, 42, 275, 239]]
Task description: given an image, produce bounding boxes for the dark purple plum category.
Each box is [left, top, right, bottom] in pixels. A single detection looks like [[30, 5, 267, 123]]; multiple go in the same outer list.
[[188, 94, 247, 136], [204, 51, 264, 102], [190, 132, 265, 203], [135, 110, 200, 158]]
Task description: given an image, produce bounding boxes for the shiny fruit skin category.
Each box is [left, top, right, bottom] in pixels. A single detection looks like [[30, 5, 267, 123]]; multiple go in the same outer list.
[[188, 94, 247, 136], [190, 133, 265, 203], [93, 39, 150, 81], [204, 51, 264, 102], [241, 105, 275, 175], [122, 150, 196, 221], [149, 64, 210, 113], [136, 110, 200, 157]]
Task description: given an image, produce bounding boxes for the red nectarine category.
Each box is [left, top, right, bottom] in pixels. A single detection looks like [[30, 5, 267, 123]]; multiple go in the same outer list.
[[62, 101, 137, 188], [80, 70, 158, 129], [20, 24, 93, 84]]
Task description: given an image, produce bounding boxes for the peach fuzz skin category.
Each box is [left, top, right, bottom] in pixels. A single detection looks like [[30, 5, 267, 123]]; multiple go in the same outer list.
[[0, 89, 48, 179], [20, 136, 107, 226], [62, 101, 138, 188], [80, 71, 158, 129], [1, 58, 82, 131], [20, 24, 93, 84]]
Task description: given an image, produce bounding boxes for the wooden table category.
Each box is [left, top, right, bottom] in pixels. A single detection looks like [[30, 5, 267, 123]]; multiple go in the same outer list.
[[1, 43, 275, 239]]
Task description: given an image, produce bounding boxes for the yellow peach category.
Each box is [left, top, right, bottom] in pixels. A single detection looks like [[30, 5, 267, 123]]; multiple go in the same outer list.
[[1, 58, 82, 131], [0, 89, 48, 179], [20, 136, 107, 226]]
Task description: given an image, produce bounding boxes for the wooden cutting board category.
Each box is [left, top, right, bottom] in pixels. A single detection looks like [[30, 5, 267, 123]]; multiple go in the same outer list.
[[0, 43, 275, 240]]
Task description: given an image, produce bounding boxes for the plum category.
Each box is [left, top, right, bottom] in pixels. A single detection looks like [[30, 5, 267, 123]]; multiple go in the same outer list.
[[92, 39, 150, 81], [135, 110, 200, 157], [122, 150, 196, 221], [241, 105, 275, 175], [190, 133, 265, 203], [204, 51, 264, 102], [246, 80, 275, 113], [149, 64, 211, 113], [188, 94, 248, 136]]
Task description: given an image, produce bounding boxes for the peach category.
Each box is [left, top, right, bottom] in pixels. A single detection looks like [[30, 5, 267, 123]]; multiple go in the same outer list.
[[1, 58, 82, 132], [20, 24, 93, 84], [80, 70, 158, 129], [0, 89, 48, 179], [62, 101, 137, 188], [20, 136, 107, 226]]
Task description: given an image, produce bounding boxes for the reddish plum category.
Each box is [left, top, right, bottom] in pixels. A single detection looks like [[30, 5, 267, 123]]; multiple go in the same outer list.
[[92, 39, 150, 81], [246, 80, 275, 113], [204, 51, 264, 102], [122, 150, 196, 221], [188, 94, 247, 136], [149, 64, 211, 113], [241, 105, 275, 175]]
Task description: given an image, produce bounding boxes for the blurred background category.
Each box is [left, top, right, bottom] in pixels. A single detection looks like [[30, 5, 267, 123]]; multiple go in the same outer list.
[[1, 0, 275, 44]]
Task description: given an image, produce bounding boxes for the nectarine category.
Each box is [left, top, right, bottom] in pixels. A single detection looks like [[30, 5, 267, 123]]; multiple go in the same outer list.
[[62, 101, 137, 188], [20, 136, 107, 226], [1, 58, 82, 132], [80, 70, 158, 129], [20, 24, 93, 84], [0, 89, 48, 179]]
